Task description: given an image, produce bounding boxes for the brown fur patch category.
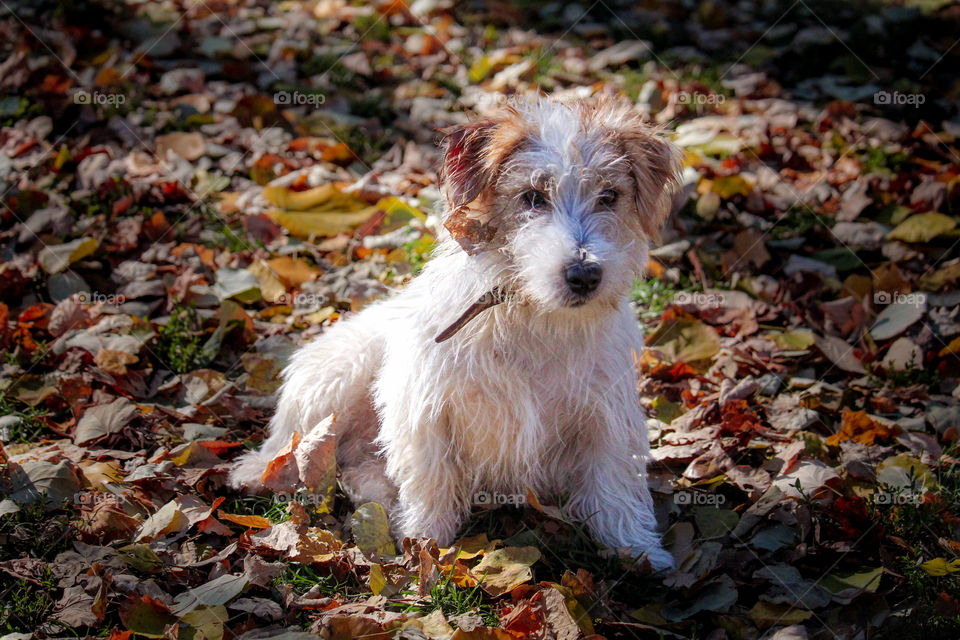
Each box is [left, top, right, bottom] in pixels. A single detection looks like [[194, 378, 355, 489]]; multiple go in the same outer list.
[[575, 95, 683, 240], [440, 112, 531, 253]]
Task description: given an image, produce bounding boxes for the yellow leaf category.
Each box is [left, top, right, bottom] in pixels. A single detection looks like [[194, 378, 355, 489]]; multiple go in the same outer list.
[[268, 207, 376, 239], [265, 256, 321, 287], [38, 237, 99, 273], [646, 310, 721, 366], [888, 212, 956, 243], [181, 605, 226, 640], [376, 196, 428, 230], [711, 175, 752, 199], [247, 260, 287, 303], [468, 53, 494, 83], [769, 330, 816, 351], [369, 563, 386, 595], [262, 183, 368, 212], [921, 558, 960, 576], [472, 546, 541, 596], [350, 502, 395, 557], [939, 335, 960, 357], [448, 533, 495, 560]]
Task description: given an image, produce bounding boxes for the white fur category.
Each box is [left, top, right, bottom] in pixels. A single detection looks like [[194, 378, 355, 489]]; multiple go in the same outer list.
[[229, 97, 680, 571]]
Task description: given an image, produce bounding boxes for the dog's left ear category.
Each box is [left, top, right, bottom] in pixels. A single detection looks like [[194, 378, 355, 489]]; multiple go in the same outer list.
[[618, 126, 684, 240]]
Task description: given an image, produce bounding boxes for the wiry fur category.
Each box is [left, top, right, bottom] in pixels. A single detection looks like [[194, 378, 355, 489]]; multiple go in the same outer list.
[[229, 96, 683, 570]]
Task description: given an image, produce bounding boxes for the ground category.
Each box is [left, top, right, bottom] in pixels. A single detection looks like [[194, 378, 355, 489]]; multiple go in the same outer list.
[[1, 0, 959, 639]]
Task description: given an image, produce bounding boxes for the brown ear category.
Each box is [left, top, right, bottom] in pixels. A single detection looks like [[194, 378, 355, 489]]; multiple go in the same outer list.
[[439, 120, 497, 211], [619, 126, 683, 240], [439, 110, 528, 211], [438, 111, 528, 254]]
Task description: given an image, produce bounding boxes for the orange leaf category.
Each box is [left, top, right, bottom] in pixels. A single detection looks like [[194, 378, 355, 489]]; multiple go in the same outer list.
[[261, 431, 301, 489], [216, 510, 273, 530], [196, 440, 246, 456], [826, 410, 900, 447]]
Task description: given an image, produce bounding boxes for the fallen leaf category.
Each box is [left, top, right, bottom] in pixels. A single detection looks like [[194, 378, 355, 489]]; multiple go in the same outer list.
[[38, 237, 98, 274], [473, 546, 540, 596], [887, 212, 956, 243], [156, 132, 205, 161], [350, 502, 395, 557]]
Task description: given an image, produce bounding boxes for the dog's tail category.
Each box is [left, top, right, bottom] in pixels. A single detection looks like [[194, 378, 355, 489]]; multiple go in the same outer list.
[[228, 308, 385, 491]]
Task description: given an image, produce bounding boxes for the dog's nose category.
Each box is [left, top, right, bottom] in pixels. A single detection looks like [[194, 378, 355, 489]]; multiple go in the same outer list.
[[564, 261, 602, 296]]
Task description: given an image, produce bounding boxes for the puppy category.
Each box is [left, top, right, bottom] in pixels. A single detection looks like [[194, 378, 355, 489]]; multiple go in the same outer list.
[[230, 96, 683, 570]]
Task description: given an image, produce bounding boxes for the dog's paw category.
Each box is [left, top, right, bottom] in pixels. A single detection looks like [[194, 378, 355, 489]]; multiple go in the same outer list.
[[631, 544, 675, 572]]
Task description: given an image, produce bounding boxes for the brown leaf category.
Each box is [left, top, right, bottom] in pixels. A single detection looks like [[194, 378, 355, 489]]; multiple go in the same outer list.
[[94, 348, 139, 375]]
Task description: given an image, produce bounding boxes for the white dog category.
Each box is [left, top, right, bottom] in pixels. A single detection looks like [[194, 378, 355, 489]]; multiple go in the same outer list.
[[229, 96, 682, 570]]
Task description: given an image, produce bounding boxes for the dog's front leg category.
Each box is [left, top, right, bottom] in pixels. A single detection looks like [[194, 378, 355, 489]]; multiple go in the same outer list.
[[378, 412, 469, 547], [565, 403, 674, 571], [389, 444, 468, 546]]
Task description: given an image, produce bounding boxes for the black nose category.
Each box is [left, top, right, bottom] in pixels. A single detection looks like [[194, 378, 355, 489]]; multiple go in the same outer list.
[[564, 261, 602, 296]]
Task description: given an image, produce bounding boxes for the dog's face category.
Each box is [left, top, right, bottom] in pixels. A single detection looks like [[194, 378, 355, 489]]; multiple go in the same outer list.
[[440, 97, 682, 312]]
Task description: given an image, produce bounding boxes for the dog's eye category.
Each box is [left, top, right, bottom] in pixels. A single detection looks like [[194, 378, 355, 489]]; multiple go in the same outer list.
[[523, 190, 547, 209], [598, 189, 618, 207]]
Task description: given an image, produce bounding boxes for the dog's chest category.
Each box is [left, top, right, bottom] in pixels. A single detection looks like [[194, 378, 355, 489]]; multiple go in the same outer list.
[[439, 336, 611, 486]]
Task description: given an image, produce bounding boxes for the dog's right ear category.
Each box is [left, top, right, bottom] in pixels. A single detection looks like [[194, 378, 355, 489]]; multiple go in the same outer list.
[[440, 120, 497, 211], [439, 111, 526, 211], [439, 112, 527, 254]]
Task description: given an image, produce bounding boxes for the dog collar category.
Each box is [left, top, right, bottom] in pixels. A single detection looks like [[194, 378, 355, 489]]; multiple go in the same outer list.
[[434, 287, 506, 343]]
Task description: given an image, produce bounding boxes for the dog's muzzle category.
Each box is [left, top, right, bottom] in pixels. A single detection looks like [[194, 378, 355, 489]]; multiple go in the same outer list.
[[564, 260, 602, 298]]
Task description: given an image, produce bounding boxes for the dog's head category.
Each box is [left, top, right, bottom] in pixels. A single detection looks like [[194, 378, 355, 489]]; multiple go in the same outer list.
[[439, 96, 682, 312]]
